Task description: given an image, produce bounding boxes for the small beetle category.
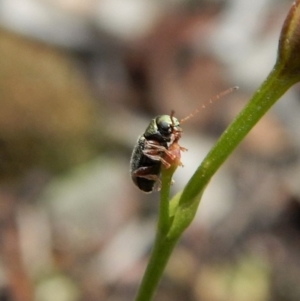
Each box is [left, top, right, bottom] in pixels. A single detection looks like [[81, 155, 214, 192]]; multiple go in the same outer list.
[[130, 87, 238, 193], [130, 115, 182, 193]]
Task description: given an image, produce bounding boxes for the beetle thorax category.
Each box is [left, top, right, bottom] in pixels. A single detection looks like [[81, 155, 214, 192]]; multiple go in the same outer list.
[[144, 115, 181, 143]]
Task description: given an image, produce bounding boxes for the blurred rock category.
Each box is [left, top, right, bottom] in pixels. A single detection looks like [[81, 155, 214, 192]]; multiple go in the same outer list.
[[0, 30, 102, 180]]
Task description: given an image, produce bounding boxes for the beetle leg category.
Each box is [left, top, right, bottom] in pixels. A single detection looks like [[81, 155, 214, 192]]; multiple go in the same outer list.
[[143, 149, 175, 163], [133, 166, 160, 180], [142, 152, 171, 168], [153, 180, 162, 191], [133, 167, 162, 191], [170, 132, 188, 153], [144, 140, 168, 153], [179, 146, 188, 152], [143, 140, 176, 164], [137, 174, 160, 182]]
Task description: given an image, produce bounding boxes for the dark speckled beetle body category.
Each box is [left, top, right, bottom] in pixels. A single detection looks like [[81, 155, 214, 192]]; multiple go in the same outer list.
[[130, 115, 182, 193]]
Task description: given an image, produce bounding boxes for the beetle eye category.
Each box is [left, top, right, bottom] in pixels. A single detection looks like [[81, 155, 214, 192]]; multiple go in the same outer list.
[[158, 120, 171, 134], [160, 121, 169, 130]]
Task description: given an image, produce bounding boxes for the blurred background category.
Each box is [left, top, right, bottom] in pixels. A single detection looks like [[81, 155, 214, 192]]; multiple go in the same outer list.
[[0, 0, 300, 300]]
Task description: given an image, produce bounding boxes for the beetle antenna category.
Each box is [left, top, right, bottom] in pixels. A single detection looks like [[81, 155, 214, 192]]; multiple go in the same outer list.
[[180, 86, 239, 124], [170, 110, 175, 126]]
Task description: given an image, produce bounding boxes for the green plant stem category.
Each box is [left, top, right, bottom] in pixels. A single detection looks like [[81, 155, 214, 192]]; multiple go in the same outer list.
[[134, 233, 178, 301], [168, 65, 294, 239], [134, 167, 177, 301], [135, 63, 296, 300], [157, 168, 173, 234]]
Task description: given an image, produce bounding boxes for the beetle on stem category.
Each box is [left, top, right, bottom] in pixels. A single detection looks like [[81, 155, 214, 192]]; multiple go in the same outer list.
[[130, 87, 238, 193]]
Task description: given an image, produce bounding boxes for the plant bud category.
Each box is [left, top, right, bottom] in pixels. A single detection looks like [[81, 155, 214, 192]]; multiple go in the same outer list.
[[277, 0, 300, 79]]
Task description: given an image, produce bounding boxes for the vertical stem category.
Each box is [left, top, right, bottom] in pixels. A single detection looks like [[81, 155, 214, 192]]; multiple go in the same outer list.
[[134, 234, 178, 301], [134, 167, 177, 301], [157, 169, 173, 234]]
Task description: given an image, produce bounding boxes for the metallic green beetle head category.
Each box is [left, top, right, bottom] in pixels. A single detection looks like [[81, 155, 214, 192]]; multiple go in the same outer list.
[[144, 115, 182, 142]]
